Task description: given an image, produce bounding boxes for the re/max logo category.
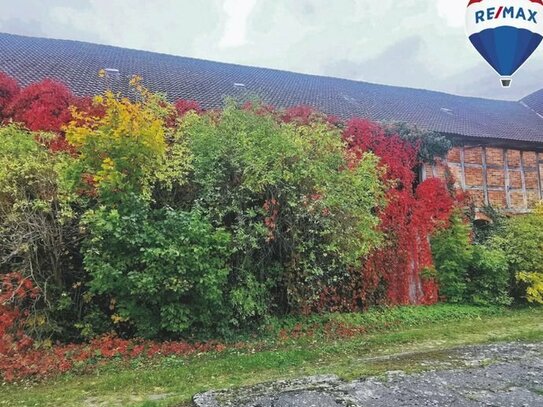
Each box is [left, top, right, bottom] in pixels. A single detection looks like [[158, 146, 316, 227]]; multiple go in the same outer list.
[[475, 7, 538, 23]]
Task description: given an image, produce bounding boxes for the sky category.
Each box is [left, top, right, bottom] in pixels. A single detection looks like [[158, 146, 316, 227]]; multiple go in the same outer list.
[[1, 0, 542, 100]]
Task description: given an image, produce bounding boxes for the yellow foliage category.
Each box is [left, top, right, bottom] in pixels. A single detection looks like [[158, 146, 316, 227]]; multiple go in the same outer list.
[[67, 91, 166, 153], [513, 202, 543, 304], [64, 79, 186, 198], [518, 272, 543, 304], [535, 201, 543, 217], [111, 314, 129, 324]]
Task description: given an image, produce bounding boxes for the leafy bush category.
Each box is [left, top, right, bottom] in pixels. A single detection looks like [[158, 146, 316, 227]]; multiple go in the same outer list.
[[8, 79, 74, 132], [65, 80, 190, 202], [469, 245, 511, 306], [432, 211, 512, 306], [83, 200, 232, 338], [181, 104, 385, 315], [0, 125, 82, 339], [64, 88, 385, 334], [63, 80, 199, 337], [492, 203, 543, 304], [431, 212, 472, 303]]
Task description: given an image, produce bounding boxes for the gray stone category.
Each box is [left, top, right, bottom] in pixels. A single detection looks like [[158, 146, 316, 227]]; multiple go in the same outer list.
[[243, 391, 343, 407], [193, 343, 543, 407]]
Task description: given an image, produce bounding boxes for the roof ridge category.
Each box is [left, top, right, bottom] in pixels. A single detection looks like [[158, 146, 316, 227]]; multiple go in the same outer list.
[[0, 31, 522, 105], [519, 100, 543, 119], [1, 31, 542, 145]]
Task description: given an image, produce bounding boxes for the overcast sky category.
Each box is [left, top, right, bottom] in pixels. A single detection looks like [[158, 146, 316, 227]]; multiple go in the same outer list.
[[1, 0, 542, 100]]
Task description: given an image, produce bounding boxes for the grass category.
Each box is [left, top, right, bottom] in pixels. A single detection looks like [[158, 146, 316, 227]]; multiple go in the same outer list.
[[1, 305, 542, 407]]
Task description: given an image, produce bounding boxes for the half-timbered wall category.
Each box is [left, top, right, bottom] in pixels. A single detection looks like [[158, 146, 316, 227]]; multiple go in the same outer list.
[[423, 146, 543, 212]]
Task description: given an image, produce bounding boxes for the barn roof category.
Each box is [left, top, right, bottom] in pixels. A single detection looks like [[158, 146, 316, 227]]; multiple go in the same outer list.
[[1, 32, 543, 147]]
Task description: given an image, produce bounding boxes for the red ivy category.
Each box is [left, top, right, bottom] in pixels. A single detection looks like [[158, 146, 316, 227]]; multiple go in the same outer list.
[[340, 119, 454, 307], [0, 72, 20, 121]]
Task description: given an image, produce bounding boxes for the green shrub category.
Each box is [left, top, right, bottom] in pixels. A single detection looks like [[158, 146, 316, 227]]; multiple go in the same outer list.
[[492, 205, 543, 304], [431, 211, 511, 306], [64, 84, 204, 338], [83, 198, 232, 338], [64, 94, 385, 337], [0, 125, 82, 339], [431, 212, 472, 303], [468, 245, 511, 306], [469, 206, 507, 244], [180, 104, 385, 315]]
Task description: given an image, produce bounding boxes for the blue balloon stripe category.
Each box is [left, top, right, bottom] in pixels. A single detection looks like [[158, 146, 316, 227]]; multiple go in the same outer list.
[[495, 27, 518, 74], [523, 34, 543, 67], [469, 27, 542, 76], [470, 32, 499, 73], [511, 29, 541, 73]]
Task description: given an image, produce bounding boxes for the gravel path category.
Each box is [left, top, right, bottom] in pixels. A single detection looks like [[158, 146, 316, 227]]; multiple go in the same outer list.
[[193, 342, 543, 407]]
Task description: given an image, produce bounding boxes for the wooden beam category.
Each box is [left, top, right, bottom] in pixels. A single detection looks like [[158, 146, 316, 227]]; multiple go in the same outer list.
[[504, 149, 511, 209], [460, 146, 467, 191], [520, 151, 528, 209], [537, 152, 542, 201], [419, 161, 427, 182], [481, 147, 489, 206]]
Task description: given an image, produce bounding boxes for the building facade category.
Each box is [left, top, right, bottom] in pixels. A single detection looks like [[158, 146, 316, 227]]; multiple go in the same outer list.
[[424, 145, 543, 212]]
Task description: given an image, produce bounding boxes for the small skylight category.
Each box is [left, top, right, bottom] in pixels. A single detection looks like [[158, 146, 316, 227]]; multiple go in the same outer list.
[[440, 107, 454, 116], [233, 83, 246, 88], [342, 94, 357, 102], [104, 68, 120, 79]]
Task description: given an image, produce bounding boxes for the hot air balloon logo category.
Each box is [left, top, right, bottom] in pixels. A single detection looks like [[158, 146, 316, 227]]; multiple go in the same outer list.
[[466, 0, 543, 87]]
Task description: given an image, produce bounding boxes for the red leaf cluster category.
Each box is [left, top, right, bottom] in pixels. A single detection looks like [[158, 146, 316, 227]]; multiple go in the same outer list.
[[242, 101, 277, 116], [281, 105, 339, 126], [174, 99, 202, 117], [0, 273, 233, 383], [0, 72, 20, 120], [163, 99, 203, 126], [342, 119, 454, 306], [8, 79, 75, 133], [0, 273, 40, 380], [0, 72, 110, 152], [0, 332, 228, 383]]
